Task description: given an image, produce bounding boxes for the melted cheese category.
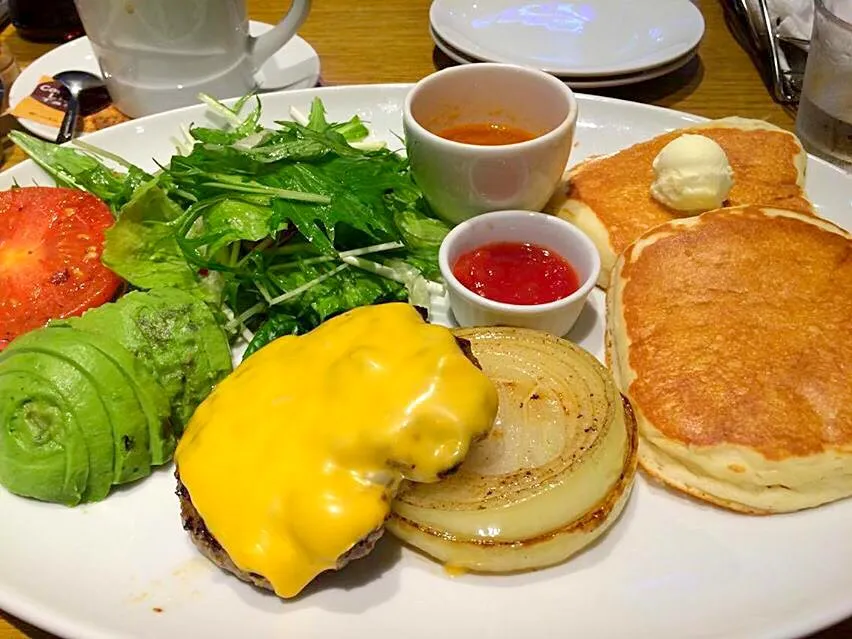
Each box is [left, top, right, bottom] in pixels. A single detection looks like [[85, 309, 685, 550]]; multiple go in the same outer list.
[[175, 303, 498, 598]]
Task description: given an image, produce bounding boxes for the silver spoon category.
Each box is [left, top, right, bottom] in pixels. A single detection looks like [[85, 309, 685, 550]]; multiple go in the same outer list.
[[53, 71, 106, 144]]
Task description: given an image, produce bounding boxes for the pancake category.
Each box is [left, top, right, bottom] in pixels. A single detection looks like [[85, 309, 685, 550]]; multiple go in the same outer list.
[[546, 118, 814, 288], [607, 206, 852, 514]]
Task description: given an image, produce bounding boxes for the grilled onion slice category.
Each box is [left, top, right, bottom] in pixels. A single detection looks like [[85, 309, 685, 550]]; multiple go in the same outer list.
[[388, 326, 638, 572]]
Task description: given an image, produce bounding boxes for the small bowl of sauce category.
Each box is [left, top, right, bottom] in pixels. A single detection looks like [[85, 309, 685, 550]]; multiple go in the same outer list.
[[439, 210, 600, 337], [403, 63, 577, 225]]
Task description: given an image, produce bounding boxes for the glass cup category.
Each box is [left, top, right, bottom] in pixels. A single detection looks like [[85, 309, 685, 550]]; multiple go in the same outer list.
[[9, 0, 84, 43], [795, 0, 852, 171]]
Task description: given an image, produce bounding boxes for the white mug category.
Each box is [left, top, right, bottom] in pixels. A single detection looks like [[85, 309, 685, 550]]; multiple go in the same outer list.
[[73, 0, 312, 118]]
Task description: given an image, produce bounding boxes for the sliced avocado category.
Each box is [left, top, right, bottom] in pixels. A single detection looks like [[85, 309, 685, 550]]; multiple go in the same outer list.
[[0, 369, 89, 506], [49, 322, 176, 466], [71, 292, 188, 429], [0, 351, 108, 502], [73, 288, 231, 431], [6, 330, 152, 487], [69, 294, 176, 400], [146, 287, 233, 398], [118, 290, 216, 429]]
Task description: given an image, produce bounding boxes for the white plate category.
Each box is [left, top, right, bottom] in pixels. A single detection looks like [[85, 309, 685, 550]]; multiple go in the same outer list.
[[8, 21, 321, 140], [430, 0, 705, 77], [429, 24, 699, 88], [1, 85, 851, 639]]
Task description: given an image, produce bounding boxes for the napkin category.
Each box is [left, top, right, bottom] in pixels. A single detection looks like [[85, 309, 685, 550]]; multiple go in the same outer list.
[[771, 0, 814, 44], [749, 0, 852, 45]]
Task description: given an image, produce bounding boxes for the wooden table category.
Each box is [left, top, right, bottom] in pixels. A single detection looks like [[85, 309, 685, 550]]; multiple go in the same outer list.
[[0, 1, 848, 638]]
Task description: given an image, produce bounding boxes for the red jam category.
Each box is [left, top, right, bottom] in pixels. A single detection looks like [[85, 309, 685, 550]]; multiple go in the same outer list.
[[452, 241, 581, 305]]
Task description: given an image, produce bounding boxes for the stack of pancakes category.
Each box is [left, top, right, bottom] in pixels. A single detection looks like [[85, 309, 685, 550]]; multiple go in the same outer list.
[[546, 117, 814, 287], [550, 118, 852, 514]]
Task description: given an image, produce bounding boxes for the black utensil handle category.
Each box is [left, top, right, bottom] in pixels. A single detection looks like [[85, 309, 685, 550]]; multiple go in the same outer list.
[[56, 97, 80, 144]]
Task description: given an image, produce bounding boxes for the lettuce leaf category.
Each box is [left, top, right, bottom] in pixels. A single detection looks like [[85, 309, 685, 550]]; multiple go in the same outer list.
[[243, 312, 300, 359], [8, 131, 152, 211], [101, 182, 204, 296]]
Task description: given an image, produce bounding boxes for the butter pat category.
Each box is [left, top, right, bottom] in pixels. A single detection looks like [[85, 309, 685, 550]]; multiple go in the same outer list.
[[651, 134, 734, 213]]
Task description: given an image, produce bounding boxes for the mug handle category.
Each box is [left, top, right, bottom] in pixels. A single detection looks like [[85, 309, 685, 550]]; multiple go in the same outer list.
[[248, 0, 312, 72]]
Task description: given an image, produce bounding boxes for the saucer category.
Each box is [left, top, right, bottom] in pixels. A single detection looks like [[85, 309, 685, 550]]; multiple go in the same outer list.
[[429, 24, 698, 88], [429, 0, 704, 77], [9, 21, 321, 140]]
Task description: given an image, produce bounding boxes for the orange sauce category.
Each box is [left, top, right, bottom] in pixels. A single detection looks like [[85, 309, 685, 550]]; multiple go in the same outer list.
[[436, 122, 536, 145]]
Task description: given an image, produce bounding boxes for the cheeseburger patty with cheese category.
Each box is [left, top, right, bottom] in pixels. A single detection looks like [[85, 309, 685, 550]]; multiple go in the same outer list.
[[175, 303, 498, 598]]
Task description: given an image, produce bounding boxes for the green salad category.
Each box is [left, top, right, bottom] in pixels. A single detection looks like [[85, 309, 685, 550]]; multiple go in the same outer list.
[[11, 94, 449, 358]]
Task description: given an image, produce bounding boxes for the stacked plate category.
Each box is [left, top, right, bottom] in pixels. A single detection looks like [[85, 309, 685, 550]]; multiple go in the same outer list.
[[429, 0, 705, 88]]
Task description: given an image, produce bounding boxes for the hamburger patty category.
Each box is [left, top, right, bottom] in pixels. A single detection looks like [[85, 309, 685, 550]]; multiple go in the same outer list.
[[176, 474, 385, 593], [175, 334, 482, 594]]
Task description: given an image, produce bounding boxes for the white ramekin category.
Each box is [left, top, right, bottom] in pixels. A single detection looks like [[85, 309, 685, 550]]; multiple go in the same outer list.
[[439, 210, 600, 336], [404, 63, 578, 225]]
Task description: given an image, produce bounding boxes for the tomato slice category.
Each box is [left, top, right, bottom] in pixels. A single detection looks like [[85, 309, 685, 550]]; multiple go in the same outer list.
[[0, 187, 122, 349]]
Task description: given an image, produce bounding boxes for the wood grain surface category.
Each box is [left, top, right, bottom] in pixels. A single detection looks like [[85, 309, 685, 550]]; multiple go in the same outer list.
[[0, 1, 849, 638]]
